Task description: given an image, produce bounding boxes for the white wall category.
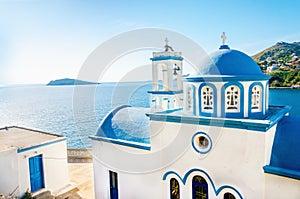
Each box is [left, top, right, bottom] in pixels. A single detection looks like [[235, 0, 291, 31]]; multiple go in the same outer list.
[[92, 119, 276, 199], [265, 174, 300, 198], [17, 140, 69, 197], [0, 149, 19, 196], [156, 121, 267, 198]]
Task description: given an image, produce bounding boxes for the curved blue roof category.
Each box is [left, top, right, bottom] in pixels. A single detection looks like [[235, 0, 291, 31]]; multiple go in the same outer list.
[[96, 105, 150, 145], [198, 46, 264, 76], [264, 116, 300, 180], [270, 116, 300, 171]]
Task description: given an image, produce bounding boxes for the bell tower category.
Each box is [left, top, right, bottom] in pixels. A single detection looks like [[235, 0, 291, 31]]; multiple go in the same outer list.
[[148, 38, 184, 112]]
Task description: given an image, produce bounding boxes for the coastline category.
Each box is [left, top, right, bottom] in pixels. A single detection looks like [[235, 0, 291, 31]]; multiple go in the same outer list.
[[269, 86, 300, 89]]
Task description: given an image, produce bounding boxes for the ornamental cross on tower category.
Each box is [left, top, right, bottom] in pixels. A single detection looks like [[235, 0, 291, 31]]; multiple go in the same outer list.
[[164, 37, 174, 52], [221, 32, 227, 45], [165, 37, 169, 46]]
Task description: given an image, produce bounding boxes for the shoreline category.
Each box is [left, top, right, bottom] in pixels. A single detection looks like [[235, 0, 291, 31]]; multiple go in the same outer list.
[[269, 86, 300, 89]]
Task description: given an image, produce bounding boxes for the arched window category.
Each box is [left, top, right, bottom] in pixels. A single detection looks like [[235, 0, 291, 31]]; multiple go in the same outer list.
[[251, 85, 262, 112], [224, 192, 236, 199], [225, 86, 240, 112], [192, 175, 208, 199], [170, 178, 180, 199], [201, 86, 214, 113]]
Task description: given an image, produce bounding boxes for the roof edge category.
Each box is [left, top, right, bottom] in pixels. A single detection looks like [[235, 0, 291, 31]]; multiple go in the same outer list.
[[0, 126, 63, 137], [89, 135, 151, 151], [185, 75, 270, 82], [263, 165, 300, 180]]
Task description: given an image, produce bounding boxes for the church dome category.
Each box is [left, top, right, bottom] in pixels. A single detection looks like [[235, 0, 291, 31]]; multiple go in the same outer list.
[[198, 45, 263, 76]]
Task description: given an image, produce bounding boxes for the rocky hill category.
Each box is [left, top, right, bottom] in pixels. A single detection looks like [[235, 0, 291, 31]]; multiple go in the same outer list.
[[252, 41, 300, 87], [252, 41, 300, 63]]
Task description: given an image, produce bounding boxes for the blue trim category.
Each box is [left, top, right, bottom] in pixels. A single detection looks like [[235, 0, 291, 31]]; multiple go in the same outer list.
[[199, 83, 217, 117], [265, 82, 269, 110], [150, 56, 183, 61], [191, 132, 212, 154], [265, 106, 291, 129], [147, 90, 183, 95], [221, 82, 244, 118], [89, 135, 151, 151], [263, 165, 300, 180], [248, 82, 265, 118], [162, 168, 243, 199], [156, 107, 183, 114], [17, 138, 66, 153], [146, 106, 290, 132], [185, 75, 270, 82], [219, 45, 230, 50]]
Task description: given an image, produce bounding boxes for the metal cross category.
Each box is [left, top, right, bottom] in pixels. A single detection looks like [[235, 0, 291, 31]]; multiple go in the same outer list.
[[221, 32, 227, 45]]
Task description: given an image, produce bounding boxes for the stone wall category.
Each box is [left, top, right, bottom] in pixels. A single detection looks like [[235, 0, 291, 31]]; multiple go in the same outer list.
[[67, 149, 92, 163]]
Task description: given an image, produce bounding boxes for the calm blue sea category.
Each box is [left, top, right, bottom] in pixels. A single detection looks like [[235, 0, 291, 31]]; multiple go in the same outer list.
[[0, 83, 299, 148]]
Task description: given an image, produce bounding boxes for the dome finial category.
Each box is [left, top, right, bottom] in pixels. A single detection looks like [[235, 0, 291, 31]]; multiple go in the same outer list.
[[221, 32, 227, 45]]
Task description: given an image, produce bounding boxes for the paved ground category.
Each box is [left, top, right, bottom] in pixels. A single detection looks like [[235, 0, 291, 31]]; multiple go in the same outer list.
[[68, 163, 95, 199]]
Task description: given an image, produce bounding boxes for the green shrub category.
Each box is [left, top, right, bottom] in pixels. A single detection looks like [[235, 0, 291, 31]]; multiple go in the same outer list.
[[21, 191, 35, 199]]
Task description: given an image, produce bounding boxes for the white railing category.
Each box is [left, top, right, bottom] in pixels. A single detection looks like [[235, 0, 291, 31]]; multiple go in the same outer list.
[[153, 51, 182, 58]]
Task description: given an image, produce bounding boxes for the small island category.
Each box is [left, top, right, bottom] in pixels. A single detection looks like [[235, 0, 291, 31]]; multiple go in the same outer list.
[[47, 78, 100, 86]]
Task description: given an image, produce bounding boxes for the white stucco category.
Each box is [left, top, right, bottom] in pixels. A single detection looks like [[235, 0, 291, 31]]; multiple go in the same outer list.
[[92, 119, 282, 199], [0, 127, 69, 198], [265, 174, 300, 198]]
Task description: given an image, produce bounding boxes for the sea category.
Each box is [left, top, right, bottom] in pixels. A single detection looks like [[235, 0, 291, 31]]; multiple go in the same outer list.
[[0, 82, 299, 148]]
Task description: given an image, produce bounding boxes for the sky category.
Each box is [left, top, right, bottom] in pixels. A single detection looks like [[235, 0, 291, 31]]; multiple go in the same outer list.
[[1, 0, 300, 85]]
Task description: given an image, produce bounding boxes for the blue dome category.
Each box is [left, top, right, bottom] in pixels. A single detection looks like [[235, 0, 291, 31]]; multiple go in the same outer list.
[[96, 105, 150, 144], [199, 46, 263, 76]]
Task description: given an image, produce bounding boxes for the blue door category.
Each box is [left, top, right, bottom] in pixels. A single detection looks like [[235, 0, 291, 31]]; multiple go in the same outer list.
[[29, 154, 45, 192], [192, 176, 208, 199]]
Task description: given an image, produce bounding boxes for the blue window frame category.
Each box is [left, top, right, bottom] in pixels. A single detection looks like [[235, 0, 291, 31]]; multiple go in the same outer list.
[[248, 82, 264, 117], [221, 82, 244, 118], [199, 83, 217, 117]]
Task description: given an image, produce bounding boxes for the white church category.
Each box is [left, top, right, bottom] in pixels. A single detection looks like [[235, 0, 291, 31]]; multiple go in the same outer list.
[[90, 34, 300, 199]]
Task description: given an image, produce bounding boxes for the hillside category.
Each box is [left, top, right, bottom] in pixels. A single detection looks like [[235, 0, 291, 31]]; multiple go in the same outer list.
[[252, 42, 300, 87], [253, 41, 300, 63], [47, 78, 100, 86]]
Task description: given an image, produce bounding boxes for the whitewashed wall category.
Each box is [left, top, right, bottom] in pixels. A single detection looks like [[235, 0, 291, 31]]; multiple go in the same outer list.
[[0, 149, 19, 196], [92, 118, 279, 199], [265, 174, 300, 198], [16, 140, 69, 197]]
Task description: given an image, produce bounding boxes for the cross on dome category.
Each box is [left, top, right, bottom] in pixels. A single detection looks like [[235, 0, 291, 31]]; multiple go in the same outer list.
[[221, 32, 227, 45]]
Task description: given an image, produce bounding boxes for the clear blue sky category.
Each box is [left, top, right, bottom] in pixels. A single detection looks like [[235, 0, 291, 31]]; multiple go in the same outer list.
[[1, 0, 300, 84]]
